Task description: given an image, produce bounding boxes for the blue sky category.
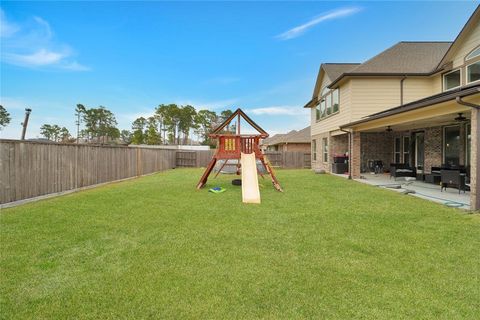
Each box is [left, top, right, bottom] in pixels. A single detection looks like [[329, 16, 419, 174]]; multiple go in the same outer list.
[[0, 1, 478, 139]]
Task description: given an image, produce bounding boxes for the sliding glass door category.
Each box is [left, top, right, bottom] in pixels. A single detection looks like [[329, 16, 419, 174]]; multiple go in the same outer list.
[[443, 125, 461, 166]]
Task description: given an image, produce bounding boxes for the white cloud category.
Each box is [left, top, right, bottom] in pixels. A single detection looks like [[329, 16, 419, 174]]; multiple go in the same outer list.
[[0, 8, 89, 71], [0, 8, 18, 37], [248, 106, 308, 116], [276, 7, 362, 40]]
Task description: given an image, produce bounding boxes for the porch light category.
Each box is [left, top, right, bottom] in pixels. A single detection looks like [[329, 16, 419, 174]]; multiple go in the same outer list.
[[386, 126, 393, 132]]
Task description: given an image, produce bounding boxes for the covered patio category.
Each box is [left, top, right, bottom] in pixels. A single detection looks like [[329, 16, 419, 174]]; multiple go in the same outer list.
[[341, 85, 480, 210]]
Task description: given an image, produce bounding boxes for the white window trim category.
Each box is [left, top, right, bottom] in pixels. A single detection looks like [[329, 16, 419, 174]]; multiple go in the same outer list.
[[443, 68, 462, 91], [322, 138, 328, 163], [402, 136, 410, 164], [466, 46, 480, 61], [394, 137, 401, 163], [465, 61, 480, 84], [312, 139, 317, 161]]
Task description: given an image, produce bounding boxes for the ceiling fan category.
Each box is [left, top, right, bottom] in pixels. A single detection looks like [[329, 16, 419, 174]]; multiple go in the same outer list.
[[454, 113, 467, 122]]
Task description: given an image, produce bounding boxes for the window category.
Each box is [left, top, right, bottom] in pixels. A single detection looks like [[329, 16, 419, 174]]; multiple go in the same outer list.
[[315, 104, 320, 120], [316, 88, 339, 120], [322, 138, 328, 162], [403, 136, 410, 166], [466, 46, 480, 60], [443, 125, 461, 166], [443, 69, 461, 90], [312, 139, 317, 161], [394, 137, 401, 163], [466, 124, 471, 166], [467, 62, 480, 83], [320, 97, 326, 118], [326, 94, 332, 115], [332, 89, 339, 113]]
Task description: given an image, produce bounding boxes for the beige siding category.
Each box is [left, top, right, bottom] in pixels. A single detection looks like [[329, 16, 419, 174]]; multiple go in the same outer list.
[[452, 19, 480, 69], [311, 80, 352, 136], [431, 74, 442, 94], [403, 77, 435, 104], [350, 78, 401, 118]]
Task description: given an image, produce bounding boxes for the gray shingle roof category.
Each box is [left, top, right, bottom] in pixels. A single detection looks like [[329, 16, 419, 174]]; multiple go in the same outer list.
[[261, 127, 311, 146], [348, 42, 452, 74], [260, 133, 286, 146], [284, 126, 311, 143], [322, 63, 360, 81]]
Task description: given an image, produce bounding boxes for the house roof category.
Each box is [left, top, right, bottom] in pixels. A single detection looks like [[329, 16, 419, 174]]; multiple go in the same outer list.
[[322, 63, 360, 83], [328, 41, 452, 88], [260, 133, 287, 146], [261, 127, 311, 146], [284, 126, 311, 143], [436, 5, 480, 69]]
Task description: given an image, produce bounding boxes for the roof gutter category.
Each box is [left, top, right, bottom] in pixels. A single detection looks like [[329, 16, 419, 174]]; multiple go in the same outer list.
[[327, 69, 446, 89], [456, 96, 480, 109]]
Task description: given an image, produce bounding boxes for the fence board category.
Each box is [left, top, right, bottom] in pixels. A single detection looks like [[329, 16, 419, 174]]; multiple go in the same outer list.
[[0, 140, 310, 205], [0, 140, 178, 204]]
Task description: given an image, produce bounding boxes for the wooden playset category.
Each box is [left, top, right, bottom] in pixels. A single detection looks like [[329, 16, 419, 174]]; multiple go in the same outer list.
[[196, 109, 283, 196]]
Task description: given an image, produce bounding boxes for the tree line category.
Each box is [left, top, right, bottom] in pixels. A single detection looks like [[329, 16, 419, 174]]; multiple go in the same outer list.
[[0, 103, 235, 146], [129, 104, 235, 146]]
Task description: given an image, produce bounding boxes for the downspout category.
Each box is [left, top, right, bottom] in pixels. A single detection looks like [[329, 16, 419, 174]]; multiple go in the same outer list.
[[400, 76, 407, 105], [340, 128, 352, 180]]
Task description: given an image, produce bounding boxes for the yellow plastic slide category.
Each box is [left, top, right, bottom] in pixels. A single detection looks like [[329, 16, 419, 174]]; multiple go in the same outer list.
[[240, 152, 261, 204]]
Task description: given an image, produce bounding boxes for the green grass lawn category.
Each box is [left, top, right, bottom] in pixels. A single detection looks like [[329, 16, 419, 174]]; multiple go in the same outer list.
[[1, 169, 479, 319]]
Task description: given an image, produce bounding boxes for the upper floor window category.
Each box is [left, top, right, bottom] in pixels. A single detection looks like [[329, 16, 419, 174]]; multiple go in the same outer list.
[[443, 69, 461, 91], [466, 46, 480, 61], [466, 61, 480, 84], [332, 89, 339, 113], [315, 88, 339, 121]]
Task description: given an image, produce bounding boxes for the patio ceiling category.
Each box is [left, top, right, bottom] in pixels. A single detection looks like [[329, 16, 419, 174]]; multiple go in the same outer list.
[[349, 98, 473, 132], [362, 110, 471, 132]]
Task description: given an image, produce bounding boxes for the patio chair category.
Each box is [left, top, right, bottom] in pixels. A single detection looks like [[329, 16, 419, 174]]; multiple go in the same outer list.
[[390, 163, 416, 180], [440, 170, 466, 194]]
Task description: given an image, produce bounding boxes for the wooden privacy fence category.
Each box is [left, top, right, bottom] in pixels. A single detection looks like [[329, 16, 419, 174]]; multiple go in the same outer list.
[[264, 151, 311, 169], [176, 150, 311, 169], [176, 150, 216, 168], [0, 141, 311, 205], [0, 140, 176, 204]]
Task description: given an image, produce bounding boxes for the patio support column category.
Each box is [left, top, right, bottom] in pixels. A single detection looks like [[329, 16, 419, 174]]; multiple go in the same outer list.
[[351, 131, 361, 179], [471, 108, 480, 211]]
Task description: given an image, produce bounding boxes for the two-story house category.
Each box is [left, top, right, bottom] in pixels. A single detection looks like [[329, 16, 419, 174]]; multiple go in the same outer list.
[[304, 6, 480, 210]]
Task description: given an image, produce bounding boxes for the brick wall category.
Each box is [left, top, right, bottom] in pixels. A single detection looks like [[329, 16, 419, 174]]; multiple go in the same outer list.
[[360, 132, 394, 172], [424, 127, 442, 172], [330, 134, 348, 157]]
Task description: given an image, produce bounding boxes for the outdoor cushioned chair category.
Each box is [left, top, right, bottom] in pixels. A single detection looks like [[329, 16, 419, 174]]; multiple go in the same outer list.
[[440, 169, 466, 194], [390, 163, 416, 180]]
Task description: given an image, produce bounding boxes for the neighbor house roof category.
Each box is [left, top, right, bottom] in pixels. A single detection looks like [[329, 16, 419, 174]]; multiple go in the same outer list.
[[328, 41, 452, 88], [260, 133, 286, 146], [261, 127, 311, 146], [284, 126, 311, 144]]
